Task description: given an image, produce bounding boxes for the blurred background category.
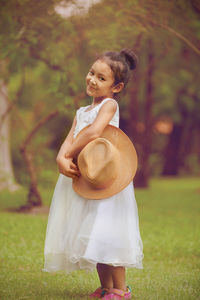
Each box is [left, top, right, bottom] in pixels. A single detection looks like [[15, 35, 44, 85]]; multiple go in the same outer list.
[[0, 0, 200, 209]]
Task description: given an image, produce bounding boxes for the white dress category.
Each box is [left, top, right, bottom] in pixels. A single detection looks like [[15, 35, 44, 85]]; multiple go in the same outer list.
[[42, 98, 144, 274]]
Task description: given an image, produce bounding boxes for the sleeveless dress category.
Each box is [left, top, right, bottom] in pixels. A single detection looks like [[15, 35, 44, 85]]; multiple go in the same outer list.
[[42, 98, 144, 274]]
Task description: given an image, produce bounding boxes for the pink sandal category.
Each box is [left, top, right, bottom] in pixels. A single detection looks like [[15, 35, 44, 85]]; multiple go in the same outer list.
[[89, 287, 109, 298], [101, 286, 132, 299]]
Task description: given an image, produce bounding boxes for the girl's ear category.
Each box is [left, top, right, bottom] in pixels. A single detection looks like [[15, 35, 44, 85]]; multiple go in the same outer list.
[[112, 82, 124, 94]]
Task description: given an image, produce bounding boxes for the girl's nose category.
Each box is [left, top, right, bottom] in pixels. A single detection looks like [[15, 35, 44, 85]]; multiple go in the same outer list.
[[90, 77, 96, 86]]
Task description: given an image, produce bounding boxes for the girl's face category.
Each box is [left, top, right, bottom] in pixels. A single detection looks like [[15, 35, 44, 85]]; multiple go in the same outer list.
[[86, 59, 120, 100]]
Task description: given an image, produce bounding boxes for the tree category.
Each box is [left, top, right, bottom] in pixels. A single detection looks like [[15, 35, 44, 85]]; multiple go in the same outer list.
[[1, 0, 200, 200], [0, 0, 90, 205], [0, 70, 19, 191], [83, 0, 200, 185]]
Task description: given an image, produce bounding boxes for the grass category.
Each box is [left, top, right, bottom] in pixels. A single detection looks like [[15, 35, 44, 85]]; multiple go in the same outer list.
[[0, 177, 200, 299]]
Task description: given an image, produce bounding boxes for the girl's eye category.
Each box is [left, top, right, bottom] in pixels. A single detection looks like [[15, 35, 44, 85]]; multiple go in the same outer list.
[[99, 77, 105, 81], [89, 70, 94, 75]]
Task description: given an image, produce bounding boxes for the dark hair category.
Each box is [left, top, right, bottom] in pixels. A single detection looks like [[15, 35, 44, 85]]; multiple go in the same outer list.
[[98, 48, 138, 87]]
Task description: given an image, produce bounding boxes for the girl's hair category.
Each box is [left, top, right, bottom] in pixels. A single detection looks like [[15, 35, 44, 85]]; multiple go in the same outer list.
[[98, 48, 138, 87]]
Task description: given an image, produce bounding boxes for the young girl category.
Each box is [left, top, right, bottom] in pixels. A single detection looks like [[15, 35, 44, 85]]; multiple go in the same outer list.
[[42, 48, 144, 299]]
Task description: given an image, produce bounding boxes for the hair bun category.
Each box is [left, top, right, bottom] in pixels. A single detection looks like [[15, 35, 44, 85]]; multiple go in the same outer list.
[[120, 48, 138, 70]]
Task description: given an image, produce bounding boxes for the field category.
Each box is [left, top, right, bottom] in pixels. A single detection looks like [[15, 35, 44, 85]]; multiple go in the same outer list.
[[0, 177, 200, 300]]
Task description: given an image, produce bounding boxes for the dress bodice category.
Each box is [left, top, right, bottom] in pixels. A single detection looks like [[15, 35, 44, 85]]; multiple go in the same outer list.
[[73, 98, 119, 138]]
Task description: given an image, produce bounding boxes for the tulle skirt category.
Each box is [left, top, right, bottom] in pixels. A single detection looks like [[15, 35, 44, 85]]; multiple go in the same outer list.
[[42, 174, 143, 274]]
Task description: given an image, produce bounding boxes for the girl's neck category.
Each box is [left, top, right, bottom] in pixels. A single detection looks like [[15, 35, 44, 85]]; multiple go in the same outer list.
[[92, 96, 113, 106]]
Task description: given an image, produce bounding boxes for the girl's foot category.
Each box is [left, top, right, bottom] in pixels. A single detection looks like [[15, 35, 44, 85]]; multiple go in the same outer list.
[[89, 287, 109, 298], [101, 286, 132, 299]]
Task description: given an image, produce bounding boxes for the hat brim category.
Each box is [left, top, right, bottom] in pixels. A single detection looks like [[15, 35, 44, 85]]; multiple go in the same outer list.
[[72, 125, 137, 200]]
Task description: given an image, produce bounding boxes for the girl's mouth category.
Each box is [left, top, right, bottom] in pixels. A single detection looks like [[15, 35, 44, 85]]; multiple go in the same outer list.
[[88, 85, 97, 90]]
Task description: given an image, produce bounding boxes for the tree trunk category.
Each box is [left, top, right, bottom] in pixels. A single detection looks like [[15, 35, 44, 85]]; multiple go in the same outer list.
[[20, 148, 43, 208], [135, 38, 155, 187], [0, 78, 20, 191], [162, 87, 197, 176], [162, 124, 183, 175], [19, 110, 59, 209], [126, 58, 142, 187]]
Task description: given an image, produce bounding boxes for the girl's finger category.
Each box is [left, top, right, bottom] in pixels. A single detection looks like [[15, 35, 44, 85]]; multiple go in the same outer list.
[[69, 169, 81, 176], [64, 171, 79, 179], [70, 174, 78, 180], [70, 161, 79, 170], [65, 173, 74, 179]]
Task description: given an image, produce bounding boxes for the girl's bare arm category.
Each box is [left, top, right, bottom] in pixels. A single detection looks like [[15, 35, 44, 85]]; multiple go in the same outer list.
[[56, 116, 77, 161], [56, 116, 80, 179], [65, 100, 117, 159]]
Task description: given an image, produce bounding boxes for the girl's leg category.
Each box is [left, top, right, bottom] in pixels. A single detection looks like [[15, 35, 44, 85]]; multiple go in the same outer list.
[[96, 263, 113, 289], [110, 266, 126, 291], [96, 264, 126, 291]]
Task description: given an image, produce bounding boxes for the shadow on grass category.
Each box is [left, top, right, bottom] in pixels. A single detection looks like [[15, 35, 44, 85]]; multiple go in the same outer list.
[[5, 205, 50, 215]]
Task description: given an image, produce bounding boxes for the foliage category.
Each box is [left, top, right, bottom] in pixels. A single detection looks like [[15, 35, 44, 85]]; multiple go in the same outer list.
[[0, 0, 200, 189]]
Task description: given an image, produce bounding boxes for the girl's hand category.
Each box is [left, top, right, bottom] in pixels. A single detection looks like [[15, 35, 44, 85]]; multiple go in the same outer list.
[[56, 156, 80, 180]]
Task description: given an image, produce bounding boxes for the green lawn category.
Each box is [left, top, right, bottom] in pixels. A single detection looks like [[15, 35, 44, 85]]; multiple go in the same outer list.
[[0, 177, 200, 299]]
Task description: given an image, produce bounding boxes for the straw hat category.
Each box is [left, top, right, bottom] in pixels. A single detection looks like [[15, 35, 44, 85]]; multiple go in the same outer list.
[[72, 125, 138, 200]]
